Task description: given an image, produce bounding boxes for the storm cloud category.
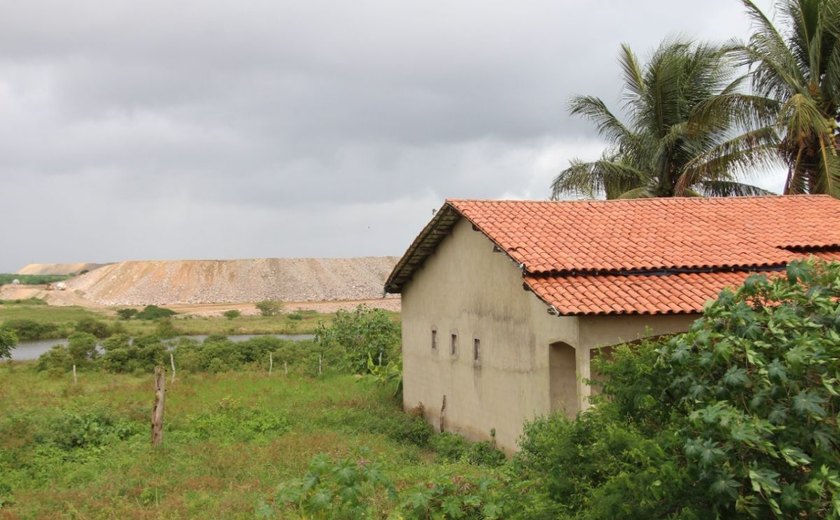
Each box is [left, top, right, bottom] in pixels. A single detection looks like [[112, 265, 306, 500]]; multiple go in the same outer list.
[[0, 0, 779, 271]]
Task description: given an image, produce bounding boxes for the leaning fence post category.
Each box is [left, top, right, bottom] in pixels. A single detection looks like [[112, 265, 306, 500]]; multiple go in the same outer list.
[[318, 355, 322, 376], [284, 361, 288, 377], [72, 364, 77, 385], [170, 352, 176, 383], [269, 352, 273, 375], [151, 366, 166, 447]]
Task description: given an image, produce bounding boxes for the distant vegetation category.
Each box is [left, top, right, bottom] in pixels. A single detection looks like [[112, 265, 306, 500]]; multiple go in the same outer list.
[[0, 274, 71, 285], [255, 300, 284, 316]]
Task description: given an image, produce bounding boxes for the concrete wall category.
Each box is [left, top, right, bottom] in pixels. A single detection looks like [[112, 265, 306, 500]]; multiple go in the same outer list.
[[400, 218, 701, 451], [401, 219, 578, 452]]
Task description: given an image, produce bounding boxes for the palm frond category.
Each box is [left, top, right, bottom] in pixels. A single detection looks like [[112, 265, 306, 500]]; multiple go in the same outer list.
[[696, 180, 775, 196], [568, 96, 634, 145]]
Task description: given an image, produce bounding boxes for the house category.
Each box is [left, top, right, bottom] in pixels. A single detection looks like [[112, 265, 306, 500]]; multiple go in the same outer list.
[[384, 195, 840, 452]]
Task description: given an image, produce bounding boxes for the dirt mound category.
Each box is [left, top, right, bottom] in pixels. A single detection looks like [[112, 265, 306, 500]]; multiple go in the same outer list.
[[16, 263, 106, 275], [63, 257, 399, 306]]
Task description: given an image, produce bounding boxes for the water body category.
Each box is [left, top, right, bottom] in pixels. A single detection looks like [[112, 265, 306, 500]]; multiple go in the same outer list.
[[8, 334, 315, 361]]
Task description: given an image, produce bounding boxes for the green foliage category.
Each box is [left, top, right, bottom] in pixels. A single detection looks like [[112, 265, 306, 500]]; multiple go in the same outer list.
[[315, 305, 400, 374], [255, 300, 284, 317], [100, 334, 165, 373], [431, 432, 507, 467], [134, 305, 177, 320], [1, 319, 61, 341], [271, 452, 395, 519], [0, 297, 47, 305], [267, 453, 507, 520], [659, 260, 840, 517], [513, 260, 840, 519], [551, 40, 772, 200], [0, 274, 70, 285], [67, 332, 99, 366], [47, 409, 140, 450], [74, 317, 112, 338], [115, 308, 138, 320], [0, 329, 17, 359], [34, 345, 74, 372], [177, 397, 290, 442], [223, 309, 241, 320]]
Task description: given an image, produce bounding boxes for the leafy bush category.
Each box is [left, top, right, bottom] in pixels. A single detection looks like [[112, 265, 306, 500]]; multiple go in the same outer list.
[[47, 410, 139, 450], [255, 300, 284, 317], [74, 317, 112, 339], [100, 334, 165, 373], [0, 329, 16, 359], [269, 452, 395, 519], [265, 453, 508, 519], [116, 308, 138, 320], [67, 332, 99, 366], [512, 260, 840, 519], [134, 305, 176, 320], [1, 319, 61, 341], [431, 432, 506, 467], [35, 345, 74, 372], [315, 305, 400, 374], [223, 309, 241, 320]]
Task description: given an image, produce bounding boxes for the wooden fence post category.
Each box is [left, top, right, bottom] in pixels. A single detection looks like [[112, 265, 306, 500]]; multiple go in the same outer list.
[[169, 352, 176, 383], [284, 361, 288, 377], [269, 352, 273, 375], [151, 366, 166, 447], [318, 355, 322, 376], [72, 364, 77, 385]]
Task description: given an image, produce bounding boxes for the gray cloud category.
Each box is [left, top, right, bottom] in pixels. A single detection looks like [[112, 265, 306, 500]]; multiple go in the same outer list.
[[0, 0, 778, 271]]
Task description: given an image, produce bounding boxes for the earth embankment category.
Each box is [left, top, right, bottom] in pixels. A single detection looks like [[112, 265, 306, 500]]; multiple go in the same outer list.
[[62, 257, 399, 306]]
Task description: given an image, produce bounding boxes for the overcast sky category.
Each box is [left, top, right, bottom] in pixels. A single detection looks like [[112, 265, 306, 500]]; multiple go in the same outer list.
[[0, 0, 780, 272]]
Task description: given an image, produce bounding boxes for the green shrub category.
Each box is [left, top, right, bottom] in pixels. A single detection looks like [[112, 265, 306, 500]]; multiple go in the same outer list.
[[223, 309, 241, 320], [67, 332, 99, 366], [74, 317, 112, 339], [271, 452, 394, 519], [153, 318, 180, 339], [178, 398, 290, 442], [116, 308, 138, 320], [35, 345, 74, 372], [135, 305, 176, 320], [0, 329, 16, 359], [47, 410, 139, 450], [255, 300, 283, 316], [315, 305, 400, 374], [100, 334, 165, 373], [512, 260, 840, 519], [374, 410, 433, 447], [1, 319, 61, 341]]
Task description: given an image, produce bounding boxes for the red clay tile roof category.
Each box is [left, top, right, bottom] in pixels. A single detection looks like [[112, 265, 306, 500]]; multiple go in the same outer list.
[[449, 196, 840, 274], [385, 196, 840, 315]]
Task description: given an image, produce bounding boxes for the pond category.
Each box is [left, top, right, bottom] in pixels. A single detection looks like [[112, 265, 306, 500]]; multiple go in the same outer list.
[[8, 334, 315, 361]]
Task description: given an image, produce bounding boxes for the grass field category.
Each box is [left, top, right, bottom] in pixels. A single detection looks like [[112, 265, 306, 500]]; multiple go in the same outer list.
[[0, 301, 399, 339], [0, 364, 496, 518]]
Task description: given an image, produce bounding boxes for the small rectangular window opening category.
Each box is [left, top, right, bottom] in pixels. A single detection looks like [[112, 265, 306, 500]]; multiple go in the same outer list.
[[431, 329, 437, 350], [450, 334, 458, 356], [473, 338, 481, 363]]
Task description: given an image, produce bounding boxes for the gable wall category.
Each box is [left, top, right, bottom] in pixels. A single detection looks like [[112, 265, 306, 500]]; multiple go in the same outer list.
[[400, 218, 578, 451]]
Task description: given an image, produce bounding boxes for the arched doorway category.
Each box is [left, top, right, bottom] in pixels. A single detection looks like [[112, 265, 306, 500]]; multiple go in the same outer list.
[[549, 341, 577, 417]]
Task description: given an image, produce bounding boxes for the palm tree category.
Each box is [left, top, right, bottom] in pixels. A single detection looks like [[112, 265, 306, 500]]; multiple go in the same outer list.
[[551, 40, 773, 200], [737, 0, 840, 196]]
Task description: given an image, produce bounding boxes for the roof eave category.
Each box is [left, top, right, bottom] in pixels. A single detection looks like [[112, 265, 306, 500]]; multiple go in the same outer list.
[[384, 202, 463, 293]]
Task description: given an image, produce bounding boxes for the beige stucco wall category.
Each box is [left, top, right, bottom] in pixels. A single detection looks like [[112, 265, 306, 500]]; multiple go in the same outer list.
[[400, 218, 700, 451]]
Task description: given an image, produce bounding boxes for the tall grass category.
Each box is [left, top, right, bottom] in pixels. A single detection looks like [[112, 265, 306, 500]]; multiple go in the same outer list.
[[0, 366, 497, 518]]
